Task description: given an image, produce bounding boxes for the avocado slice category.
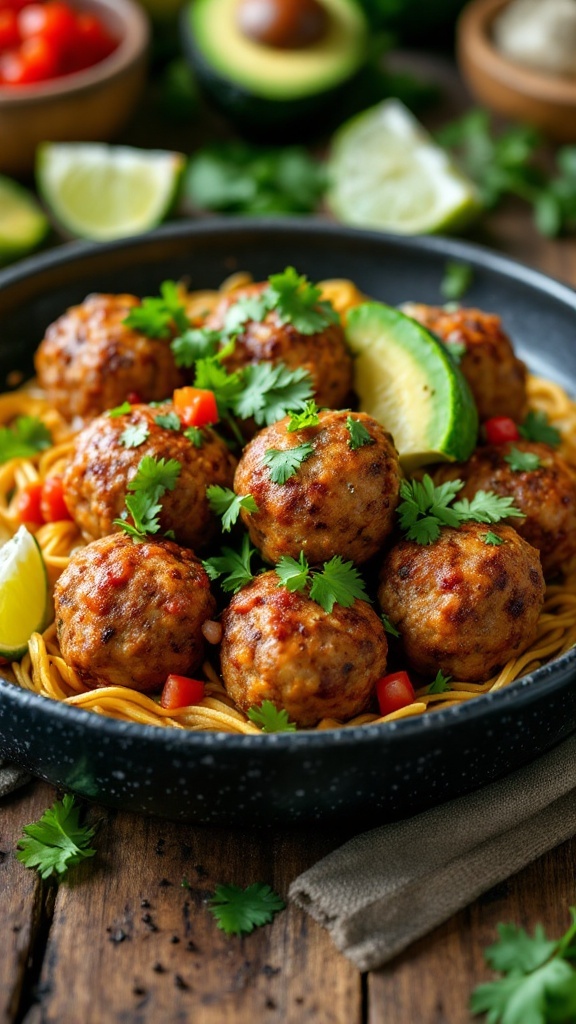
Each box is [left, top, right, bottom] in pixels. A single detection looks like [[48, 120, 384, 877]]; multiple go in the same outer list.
[[345, 302, 479, 472], [181, 0, 368, 136]]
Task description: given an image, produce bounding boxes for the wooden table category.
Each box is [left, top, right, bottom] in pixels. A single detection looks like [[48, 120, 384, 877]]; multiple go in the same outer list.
[[2, 55, 576, 1024]]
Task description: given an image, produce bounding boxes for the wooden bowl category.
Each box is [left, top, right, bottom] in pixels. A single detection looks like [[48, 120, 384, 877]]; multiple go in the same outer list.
[[0, 0, 150, 176], [457, 0, 576, 142]]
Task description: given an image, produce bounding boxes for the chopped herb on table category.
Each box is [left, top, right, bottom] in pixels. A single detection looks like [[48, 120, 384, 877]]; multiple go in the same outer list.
[[209, 882, 285, 936], [17, 793, 96, 879]]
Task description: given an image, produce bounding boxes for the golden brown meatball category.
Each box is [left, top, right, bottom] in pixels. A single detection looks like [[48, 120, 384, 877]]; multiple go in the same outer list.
[[402, 303, 527, 422], [434, 440, 576, 578], [54, 533, 216, 692], [220, 571, 388, 727], [34, 293, 185, 422], [205, 283, 353, 410], [234, 409, 401, 566], [378, 522, 545, 682], [62, 402, 236, 550]]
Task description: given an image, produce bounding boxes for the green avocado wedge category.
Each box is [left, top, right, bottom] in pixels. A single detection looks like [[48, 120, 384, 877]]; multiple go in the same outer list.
[[345, 302, 478, 472]]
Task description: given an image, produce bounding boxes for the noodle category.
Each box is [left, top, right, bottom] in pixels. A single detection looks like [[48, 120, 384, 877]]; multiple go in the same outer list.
[[3, 277, 576, 734]]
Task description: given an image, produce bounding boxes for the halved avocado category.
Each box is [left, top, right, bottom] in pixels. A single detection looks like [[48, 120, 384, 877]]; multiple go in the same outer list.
[[181, 0, 368, 138]]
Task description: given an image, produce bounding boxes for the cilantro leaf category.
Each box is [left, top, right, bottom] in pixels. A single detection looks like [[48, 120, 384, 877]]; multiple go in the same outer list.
[[519, 410, 561, 448], [202, 533, 257, 593], [16, 793, 96, 879], [128, 455, 181, 495], [184, 426, 204, 448], [224, 292, 271, 335], [266, 267, 339, 334], [171, 328, 222, 367], [381, 613, 400, 638], [263, 442, 314, 484], [154, 412, 181, 431], [247, 700, 297, 733], [275, 551, 310, 592], [484, 530, 505, 546], [504, 447, 542, 473], [452, 490, 526, 523], [206, 485, 258, 532], [486, 923, 558, 975], [0, 416, 52, 463], [308, 555, 370, 613], [107, 401, 132, 418], [441, 261, 473, 301], [346, 415, 375, 450], [194, 358, 244, 414], [233, 362, 314, 426], [123, 281, 189, 339], [114, 455, 181, 541], [428, 670, 452, 694], [209, 882, 285, 936], [398, 475, 526, 544], [287, 400, 320, 432], [120, 423, 149, 448]]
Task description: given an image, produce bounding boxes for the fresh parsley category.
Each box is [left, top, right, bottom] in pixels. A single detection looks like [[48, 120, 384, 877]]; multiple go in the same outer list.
[[154, 412, 181, 431], [346, 415, 375, 450], [471, 909, 576, 1024], [0, 416, 52, 463], [484, 530, 505, 546], [206, 485, 258, 532], [171, 328, 222, 368], [202, 533, 258, 593], [440, 261, 473, 302], [504, 447, 542, 472], [16, 793, 96, 879], [119, 423, 149, 449], [209, 882, 285, 936], [114, 455, 181, 541], [428, 670, 452, 694], [519, 410, 561, 448], [381, 613, 401, 638], [287, 400, 321, 432], [247, 700, 297, 733], [398, 475, 525, 545], [123, 280, 190, 339], [275, 552, 370, 613], [263, 442, 315, 484]]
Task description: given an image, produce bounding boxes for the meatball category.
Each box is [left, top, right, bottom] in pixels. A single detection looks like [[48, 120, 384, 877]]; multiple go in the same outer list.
[[54, 533, 216, 692], [234, 410, 401, 566], [35, 293, 184, 422], [205, 283, 353, 409], [378, 522, 545, 682], [402, 303, 527, 422], [220, 572, 388, 727], [434, 440, 576, 578], [62, 402, 236, 549]]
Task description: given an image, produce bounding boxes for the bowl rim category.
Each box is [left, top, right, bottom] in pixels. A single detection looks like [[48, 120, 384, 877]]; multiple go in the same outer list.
[[458, 0, 576, 104], [1, 217, 576, 753], [0, 0, 149, 106]]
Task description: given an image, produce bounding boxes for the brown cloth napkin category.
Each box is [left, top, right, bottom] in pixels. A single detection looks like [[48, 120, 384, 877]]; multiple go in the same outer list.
[[289, 733, 576, 972], [0, 759, 30, 798]]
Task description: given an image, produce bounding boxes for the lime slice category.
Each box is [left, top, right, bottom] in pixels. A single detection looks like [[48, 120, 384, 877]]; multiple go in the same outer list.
[[0, 526, 48, 660], [0, 175, 49, 263], [326, 99, 481, 234], [36, 143, 186, 242], [346, 302, 478, 471]]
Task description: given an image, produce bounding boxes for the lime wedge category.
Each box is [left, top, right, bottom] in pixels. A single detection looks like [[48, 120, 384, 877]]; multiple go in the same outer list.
[[346, 302, 478, 471], [326, 99, 481, 234], [0, 526, 48, 660], [36, 143, 186, 242], [0, 175, 49, 263]]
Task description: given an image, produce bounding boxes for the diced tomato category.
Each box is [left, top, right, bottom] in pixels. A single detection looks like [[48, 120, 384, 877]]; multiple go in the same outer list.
[[126, 391, 143, 406], [173, 386, 219, 428], [0, 9, 19, 51], [160, 674, 205, 709], [0, 1, 29, 13], [484, 416, 520, 445], [66, 11, 117, 72], [0, 1, 118, 82], [15, 481, 44, 525], [1, 33, 57, 82], [376, 671, 415, 717], [40, 475, 72, 522]]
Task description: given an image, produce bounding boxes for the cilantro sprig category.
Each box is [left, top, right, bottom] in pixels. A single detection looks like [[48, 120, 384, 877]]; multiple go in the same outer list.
[[0, 416, 52, 464], [114, 455, 181, 542], [346, 415, 375, 450], [440, 261, 473, 302], [16, 794, 96, 879], [397, 475, 525, 545], [206, 485, 259, 532], [120, 423, 149, 449], [202, 533, 258, 593], [504, 447, 542, 473], [265, 267, 339, 334], [519, 410, 561, 448], [209, 882, 285, 936], [234, 363, 314, 427], [123, 280, 190, 338], [264, 442, 314, 484], [248, 700, 297, 733], [428, 670, 452, 694], [287, 400, 321, 432], [381, 613, 400, 638], [275, 552, 369, 613]]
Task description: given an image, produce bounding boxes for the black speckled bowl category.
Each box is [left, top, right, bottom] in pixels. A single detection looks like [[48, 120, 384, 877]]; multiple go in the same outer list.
[[1, 220, 576, 826]]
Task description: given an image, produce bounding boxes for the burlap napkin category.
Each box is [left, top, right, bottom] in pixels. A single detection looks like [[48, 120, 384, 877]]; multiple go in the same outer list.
[[0, 759, 31, 798], [290, 732, 576, 971]]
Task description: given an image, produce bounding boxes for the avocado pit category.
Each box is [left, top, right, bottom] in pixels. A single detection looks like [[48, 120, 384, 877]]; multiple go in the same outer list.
[[236, 0, 329, 49]]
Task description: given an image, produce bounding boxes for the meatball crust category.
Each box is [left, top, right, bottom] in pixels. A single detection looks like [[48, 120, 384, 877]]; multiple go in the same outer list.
[[62, 402, 237, 549], [434, 440, 576, 578], [402, 303, 527, 422], [220, 572, 388, 727], [54, 533, 216, 692], [205, 283, 353, 409], [234, 410, 401, 566], [34, 293, 185, 422], [378, 522, 545, 683]]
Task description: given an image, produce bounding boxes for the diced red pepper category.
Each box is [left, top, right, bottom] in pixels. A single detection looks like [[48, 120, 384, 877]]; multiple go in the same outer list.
[[173, 386, 219, 428], [15, 480, 44, 525], [160, 674, 205, 709], [0, 9, 19, 50], [484, 416, 520, 445], [376, 671, 415, 717], [40, 475, 72, 523]]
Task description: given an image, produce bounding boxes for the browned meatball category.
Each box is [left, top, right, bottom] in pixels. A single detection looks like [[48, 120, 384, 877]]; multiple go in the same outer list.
[[205, 283, 353, 410], [34, 293, 185, 422], [434, 440, 576, 578], [234, 410, 401, 566], [378, 522, 545, 682], [54, 533, 216, 692], [62, 402, 236, 549], [220, 572, 388, 727], [402, 303, 527, 422]]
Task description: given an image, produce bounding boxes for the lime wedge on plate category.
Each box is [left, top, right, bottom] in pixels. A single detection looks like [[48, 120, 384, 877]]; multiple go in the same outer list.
[[346, 302, 478, 471], [0, 526, 48, 660], [36, 143, 186, 241], [326, 99, 480, 234], [0, 175, 49, 263]]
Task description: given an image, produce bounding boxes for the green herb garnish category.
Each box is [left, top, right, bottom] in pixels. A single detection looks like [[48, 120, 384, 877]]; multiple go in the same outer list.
[[346, 415, 375, 450], [107, 401, 132, 418], [0, 416, 52, 463], [206, 485, 259, 532], [275, 552, 369, 613], [123, 280, 190, 338], [519, 410, 561, 448], [119, 423, 149, 449], [171, 328, 222, 367], [209, 882, 285, 936], [398, 475, 525, 545], [483, 530, 505, 546], [184, 426, 204, 448], [441, 261, 473, 301], [202, 533, 258, 593], [381, 613, 400, 638], [247, 700, 297, 733], [263, 442, 314, 484], [114, 455, 181, 541], [428, 670, 452, 694], [504, 447, 542, 472], [154, 412, 181, 431], [287, 400, 321, 432], [16, 794, 96, 879]]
